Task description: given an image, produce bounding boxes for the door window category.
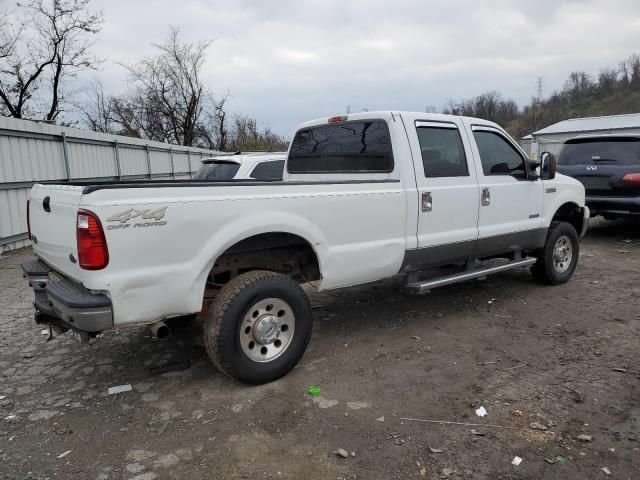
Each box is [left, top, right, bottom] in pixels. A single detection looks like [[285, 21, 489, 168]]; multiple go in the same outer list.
[[473, 130, 526, 179], [416, 125, 468, 177]]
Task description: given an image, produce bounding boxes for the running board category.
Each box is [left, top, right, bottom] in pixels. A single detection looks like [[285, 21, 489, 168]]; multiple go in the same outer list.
[[406, 257, 537, 294]]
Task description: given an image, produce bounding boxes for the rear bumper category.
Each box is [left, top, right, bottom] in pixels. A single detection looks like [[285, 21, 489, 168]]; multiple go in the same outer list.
[[586, 195, 640, 217], [22, 258, 113, 333]]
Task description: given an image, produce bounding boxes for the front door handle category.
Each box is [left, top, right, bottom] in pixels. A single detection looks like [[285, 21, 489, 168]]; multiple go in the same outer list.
[[422, 192, 432, 212], [481, 187, 490, 206]]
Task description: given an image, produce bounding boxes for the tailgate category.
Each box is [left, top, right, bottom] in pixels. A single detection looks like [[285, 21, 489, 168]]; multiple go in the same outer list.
[[29, 184, 85, 280]]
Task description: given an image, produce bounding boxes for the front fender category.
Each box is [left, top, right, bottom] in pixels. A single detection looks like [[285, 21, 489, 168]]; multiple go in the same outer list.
[[542, 174, 586, 228]]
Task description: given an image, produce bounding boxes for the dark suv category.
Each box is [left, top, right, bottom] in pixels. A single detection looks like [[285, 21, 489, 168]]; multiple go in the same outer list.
[[557, 135, 640, 219]]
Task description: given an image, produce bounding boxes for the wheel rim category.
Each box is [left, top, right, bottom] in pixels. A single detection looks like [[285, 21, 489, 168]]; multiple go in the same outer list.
[[240, 297, 295, 363], [552, 235, 573, 274]]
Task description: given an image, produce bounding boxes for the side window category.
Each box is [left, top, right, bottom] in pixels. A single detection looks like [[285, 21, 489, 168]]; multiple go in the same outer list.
[[416, 125, 468, 177], [250, 160, 285, 180], [288, 120, 394, 173], [473, 130, 526, 179]]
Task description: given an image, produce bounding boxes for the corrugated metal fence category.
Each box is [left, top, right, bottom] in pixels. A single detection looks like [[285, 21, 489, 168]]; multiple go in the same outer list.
[[0, 117, 221, 252]]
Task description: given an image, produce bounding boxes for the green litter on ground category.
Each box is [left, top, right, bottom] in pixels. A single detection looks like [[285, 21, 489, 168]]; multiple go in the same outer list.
[[308, 385, 321, 396]]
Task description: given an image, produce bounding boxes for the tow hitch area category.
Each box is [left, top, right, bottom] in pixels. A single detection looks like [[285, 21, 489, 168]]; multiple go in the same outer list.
[[22, 257, 113, 342]]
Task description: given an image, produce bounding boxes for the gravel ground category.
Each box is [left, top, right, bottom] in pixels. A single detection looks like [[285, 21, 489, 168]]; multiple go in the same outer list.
[[0, 218, 638, 480]]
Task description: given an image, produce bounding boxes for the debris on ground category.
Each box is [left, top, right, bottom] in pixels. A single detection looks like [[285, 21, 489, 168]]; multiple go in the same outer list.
[[556, 455, 566, 464], [419, 466, 427, 476], [577, 434, 593, 442], [400, 417, 516, 430], [441, 467, 454, 477], [429, 447, 443, 453], [307, 385, 321, 396], [530, 422, 548, 431], [376, 416, 385, 422], [601, 467, 611, 475], [612, 368, 626, 373], [108, 384, 132, 395], [511, 456, 523, 466], [544, 458, 556, 465], [57, 450, 72, 459], [470, 429, 485, 436], [475, 406, 487, 417], [331, 448, 348, 458], [513, 410, 523, 416], [145, 358, 191, 375]]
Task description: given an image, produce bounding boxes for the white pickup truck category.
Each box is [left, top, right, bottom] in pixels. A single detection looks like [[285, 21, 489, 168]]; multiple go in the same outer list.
[[22, 111, 589, 384]]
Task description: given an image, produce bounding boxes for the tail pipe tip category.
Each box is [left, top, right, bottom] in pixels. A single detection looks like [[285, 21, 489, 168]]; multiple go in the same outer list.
[[149, 321, 171, 339]]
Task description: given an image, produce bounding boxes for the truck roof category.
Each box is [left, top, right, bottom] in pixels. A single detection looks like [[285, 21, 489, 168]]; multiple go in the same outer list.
[[297, 111, 502, 130]]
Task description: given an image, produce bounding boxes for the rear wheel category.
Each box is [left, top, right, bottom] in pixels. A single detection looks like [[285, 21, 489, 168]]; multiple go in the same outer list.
[[531, 221, 580, 285], [204, 270, 312, 384]]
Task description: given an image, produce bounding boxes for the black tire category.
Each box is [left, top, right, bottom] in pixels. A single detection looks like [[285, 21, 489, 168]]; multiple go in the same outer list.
[[531, 221, 580, 285], [204, 270, 312, 384]]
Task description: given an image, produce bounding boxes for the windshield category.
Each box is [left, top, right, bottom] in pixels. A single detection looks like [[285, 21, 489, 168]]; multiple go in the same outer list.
[[193, 162, 241, 180], [558, 138, 640, 165]]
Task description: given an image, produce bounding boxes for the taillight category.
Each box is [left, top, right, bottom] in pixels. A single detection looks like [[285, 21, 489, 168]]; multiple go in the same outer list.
[[77, 209, 109, 270], [622, 173, 640, 183], [26, 200, 31, 240]]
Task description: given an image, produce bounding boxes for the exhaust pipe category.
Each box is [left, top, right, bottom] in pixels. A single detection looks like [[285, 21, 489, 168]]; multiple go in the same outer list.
[[149, 320, 171, 339]]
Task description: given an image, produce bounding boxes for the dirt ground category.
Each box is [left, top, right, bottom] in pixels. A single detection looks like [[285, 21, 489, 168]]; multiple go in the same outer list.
[[0, 218, 638, 480]]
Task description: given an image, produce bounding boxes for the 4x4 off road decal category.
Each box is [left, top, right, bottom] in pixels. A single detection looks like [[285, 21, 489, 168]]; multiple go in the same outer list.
[[106, 207, 167, 230]]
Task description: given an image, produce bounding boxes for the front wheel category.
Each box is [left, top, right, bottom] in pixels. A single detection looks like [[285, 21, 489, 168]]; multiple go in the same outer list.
[[204, 270, 312, 384], [531, 221, 580, 285]]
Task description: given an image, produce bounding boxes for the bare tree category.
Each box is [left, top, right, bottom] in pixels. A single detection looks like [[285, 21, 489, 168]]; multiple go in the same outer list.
[[0, 0, 103, 121], [563, 71, 594, 97], [196, 93, 230, 150], [0, 11, 20, 61], [116, 27, 210, 146], [228, 113, 288, 152], [77, 80, 113, 132]]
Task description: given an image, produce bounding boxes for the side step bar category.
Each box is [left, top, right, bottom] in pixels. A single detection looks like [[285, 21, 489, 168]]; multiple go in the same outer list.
[[406, 257, 537, 294]]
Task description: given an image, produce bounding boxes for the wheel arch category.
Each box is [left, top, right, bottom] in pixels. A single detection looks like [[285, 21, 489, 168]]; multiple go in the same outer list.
[[550, 201, 585, 234], [211, 231, 323, 283]]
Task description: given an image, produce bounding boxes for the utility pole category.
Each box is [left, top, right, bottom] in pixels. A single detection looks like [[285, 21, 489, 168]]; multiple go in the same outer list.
[[536, 76, 545, 102], [533, 76, 545, 131]]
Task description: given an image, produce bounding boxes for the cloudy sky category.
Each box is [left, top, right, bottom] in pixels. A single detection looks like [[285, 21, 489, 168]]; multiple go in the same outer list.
[[71, 0, 640, 134]]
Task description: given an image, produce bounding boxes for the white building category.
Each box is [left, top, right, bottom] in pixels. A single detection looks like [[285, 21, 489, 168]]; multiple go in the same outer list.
[[528, 112, 640, 158]]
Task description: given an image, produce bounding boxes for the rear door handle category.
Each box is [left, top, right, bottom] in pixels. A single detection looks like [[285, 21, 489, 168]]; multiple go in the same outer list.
[[422, 192, 432, 212], [481, 187, 490, 206]]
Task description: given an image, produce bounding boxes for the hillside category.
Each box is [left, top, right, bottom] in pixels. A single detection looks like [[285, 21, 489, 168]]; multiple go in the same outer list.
[[443, 54, 640, 139]]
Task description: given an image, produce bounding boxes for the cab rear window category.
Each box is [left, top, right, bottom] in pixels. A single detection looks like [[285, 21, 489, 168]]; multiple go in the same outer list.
[[558, 138, 640, 165], [288, 120, 394, 173]]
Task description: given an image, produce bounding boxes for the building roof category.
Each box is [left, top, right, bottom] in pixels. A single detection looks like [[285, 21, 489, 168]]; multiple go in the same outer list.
[[532, 112, 640, 136]]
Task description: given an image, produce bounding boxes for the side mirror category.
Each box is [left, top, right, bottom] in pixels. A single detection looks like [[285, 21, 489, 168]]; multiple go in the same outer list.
[[527, 158, 541, 180], [540, 152, 557, 180]]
